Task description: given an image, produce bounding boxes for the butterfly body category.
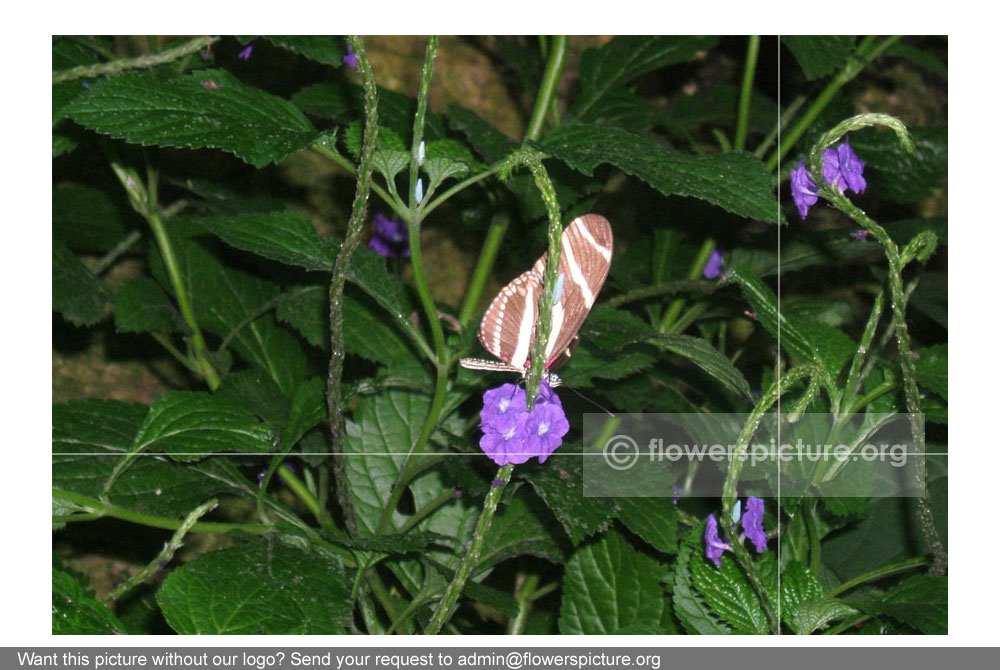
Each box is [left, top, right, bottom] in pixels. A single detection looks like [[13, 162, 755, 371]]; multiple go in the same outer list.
[[460, 214, 613, 385]]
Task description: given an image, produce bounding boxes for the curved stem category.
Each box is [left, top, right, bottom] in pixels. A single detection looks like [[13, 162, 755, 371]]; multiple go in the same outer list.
[[829, 556, 929, 598], [766, 36, 901, 171], [524, 36, 569, 142], [53, 36, 218, 83], [458, 213, 509, 326], [328, 35, 380, 537]]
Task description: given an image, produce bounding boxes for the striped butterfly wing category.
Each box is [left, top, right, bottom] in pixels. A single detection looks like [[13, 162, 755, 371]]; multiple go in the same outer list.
[[474, 214, 613, 373], [538, 213, 613, 365]]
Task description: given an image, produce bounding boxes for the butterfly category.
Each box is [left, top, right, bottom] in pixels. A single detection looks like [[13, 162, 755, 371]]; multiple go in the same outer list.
[[460, 214, 613, 387]]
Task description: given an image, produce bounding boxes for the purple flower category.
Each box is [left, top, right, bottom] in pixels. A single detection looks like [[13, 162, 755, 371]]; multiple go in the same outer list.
[[671, 483, 681, 504], [704, 514, 731, 567], [822, 140, 866, 195], [703, 248, 724, 279], [237, 44, 253, 61], [523, 394, 569, 463], [850, 229, 869, 242], [790, 160, 819, 219], [479, 381, 568, 466], [741, 496, 768, 553], [368, 213, 409, 258], [343, 46, 358, 69]]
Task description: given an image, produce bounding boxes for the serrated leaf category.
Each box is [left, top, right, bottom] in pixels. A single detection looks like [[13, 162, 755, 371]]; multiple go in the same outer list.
[[446, 104, 519, 163], [53, 133, 78, 157], [852, 126, 947, 205], [149, 220, 307, 397], [915, 343, 947, 401], [727, 266, 853, 377], [615, 498, 679, 554], [52, 567, 127, 634], [53, 399, 284, 520], [344, 121, 405, 159], [65, 69, 318, 168], [157, 539, 351, 634], [781, 36, 857, 80], [859, 575, 947, 634], [197, 212, 335, 270], [672, 527, 732, 634], [53, 240, 108, 326], [53, 184, 129, 253], [281, 377, 327, 450], [325, 530, 452, 555], [113, 277, 181, 333], [479, 494, 566, 570], [523, 454, 615, 546], [277, 285, 328, 348], [690, 549, 769, 634], [558, 529, 667, 634], [372, 148, 411, 185], [543, 124, 780, 224], [345, 245, 422, 351], [262, 35, 345, 66], [343, 292, 420, 366], [781, 562, 856, 634], [130, 390, 274, 461], [557, 348, 656, 389], [571, 36, 719, 120], [656, 333, 754, 398]]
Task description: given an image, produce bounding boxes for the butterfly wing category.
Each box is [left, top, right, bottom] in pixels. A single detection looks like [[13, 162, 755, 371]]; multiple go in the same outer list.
[[540, 214, 613, 365], [477, 268, 545, 370]]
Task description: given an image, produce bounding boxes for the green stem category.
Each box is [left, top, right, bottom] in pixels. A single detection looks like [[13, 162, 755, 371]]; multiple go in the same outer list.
[[458, 214, 509, 326], [734, 36, 759, 152], [53, 488, 267, 536], [524, 36, 569, 142], [660, 238, 716, 332], [425, 464, 513, 634], [755, 94, 805, 160], [311, 143, 405, 220], [328, 35, 379, 537], [53, 36, 218, 83], [829, 557, 929, 598], [104, 498, 218, 604], [273, 464, 321, 521], [93, 230, 142, 275], [841, 290, 885, 414], [408, 36, 440, 208], [766, 36, 901, 171]]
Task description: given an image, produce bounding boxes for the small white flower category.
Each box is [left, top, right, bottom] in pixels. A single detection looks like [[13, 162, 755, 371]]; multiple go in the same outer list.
[[417, 140, 425, 166], [415, 178, 424, 204]]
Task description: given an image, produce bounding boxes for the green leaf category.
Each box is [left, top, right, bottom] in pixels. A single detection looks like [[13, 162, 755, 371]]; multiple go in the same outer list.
[[53, 184, 129, 253], [727, 266, 853, 377], [372, 148, 411, 186], [557, 348, 656, 388], [276, 285, 328, 348], [915, 343, 947, 401], [262, 35, 346, 66], [53, 133, 78, 157], [281, 377, 327, 450], [446, 104, 519, 163], [197, 212, 335, 271], [343, 292, 420, 366], [65, 69, 318, 168], [615, 498, 679, 554], [479, 494, 566, 570], [656, 334, 754, 398], [570, 36, 719, 120], [672, 527, 732, 634], [53, 240, 108, 326], [130, 390, 274, 461], [52, 567, 127, 634], [780, 562, 856, 634], [157, 540, 352, 634], [149, 220, 307, 397], [910, 270, 947, 328], [858, 575, 947, 634], [523, 454, 615, 546], [781, 36, 857, 80], [886, 41, 948, 78], [690, 550, 769, 634], [852, 126, 947, 205], [543, 124, 780, 224], [346, 245, 423, 351], [558, 529, 667, 634], [113, 277, 181, 334]]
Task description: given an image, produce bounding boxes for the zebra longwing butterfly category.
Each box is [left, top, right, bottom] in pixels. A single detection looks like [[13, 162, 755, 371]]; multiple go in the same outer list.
[[460, 214, 613, 386]]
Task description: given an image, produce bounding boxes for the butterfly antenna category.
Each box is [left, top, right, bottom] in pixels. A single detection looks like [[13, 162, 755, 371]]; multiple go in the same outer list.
[[563, 385, 616, 418]]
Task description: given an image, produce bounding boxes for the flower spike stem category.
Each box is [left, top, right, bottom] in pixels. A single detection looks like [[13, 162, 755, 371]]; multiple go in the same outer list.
[[426, 464, 514, 634], [328, 35, 379, 536], [53, 36, 219, 84], [524, 157, 564, 409]]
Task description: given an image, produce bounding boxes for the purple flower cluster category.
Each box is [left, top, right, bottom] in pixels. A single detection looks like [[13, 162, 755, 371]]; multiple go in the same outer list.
[[479, 382, 569, 466], [343, 46, 358, 69], [368, 213, 409, 258], [790, 139, 867, 219], [704, 496, 769, 566]]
